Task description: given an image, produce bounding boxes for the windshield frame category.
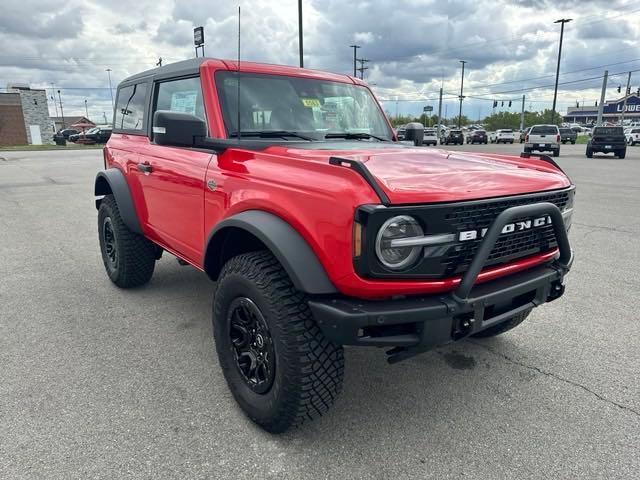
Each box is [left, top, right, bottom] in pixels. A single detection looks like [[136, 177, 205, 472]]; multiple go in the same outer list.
[[213, 70, 394, 142]]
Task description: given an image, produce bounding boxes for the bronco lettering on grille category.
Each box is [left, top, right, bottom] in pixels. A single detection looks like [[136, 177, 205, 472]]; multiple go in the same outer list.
[[458, 216, 552, 241]]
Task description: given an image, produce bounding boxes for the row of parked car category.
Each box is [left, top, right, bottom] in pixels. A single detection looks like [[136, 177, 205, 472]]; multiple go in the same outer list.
[[397, 123, 630, 159], [53, 126, 112, 145]]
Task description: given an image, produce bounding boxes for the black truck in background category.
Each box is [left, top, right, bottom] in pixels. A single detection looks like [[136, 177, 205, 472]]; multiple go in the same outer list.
[[586, 126, 627, 159]]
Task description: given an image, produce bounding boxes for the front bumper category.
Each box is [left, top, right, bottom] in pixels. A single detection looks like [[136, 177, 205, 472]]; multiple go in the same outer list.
[[309, 202, 573, 363]]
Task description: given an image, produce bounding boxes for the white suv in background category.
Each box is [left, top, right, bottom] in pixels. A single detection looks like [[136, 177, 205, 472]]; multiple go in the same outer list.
[[490, 129, 516, 144], [625, 127, 640, 146], [423, 128, 438, 146], [524, 124, 561, 157]]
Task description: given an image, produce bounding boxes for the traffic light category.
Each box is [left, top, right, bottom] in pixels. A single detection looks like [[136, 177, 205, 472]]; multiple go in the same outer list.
[[637, 87, 640, 95], [576, 101, 579, 108], [501, 101, 504, 107], [508, 100, 512, 107], [493, 100, 497, 108], [617, 85, 621, 93]]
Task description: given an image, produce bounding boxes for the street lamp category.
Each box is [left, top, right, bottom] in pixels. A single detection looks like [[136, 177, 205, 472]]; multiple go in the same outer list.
[[458, 60, 467, 128], [349, 45, 360, 77], [551, 18, 572, 124], [105, 68, 114, 110]]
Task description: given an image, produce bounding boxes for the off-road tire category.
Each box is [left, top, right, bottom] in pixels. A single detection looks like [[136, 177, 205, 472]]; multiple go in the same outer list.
[[98, 195, 156, 288], [471, 309, 532, 338], [213, 250, 344, 433]]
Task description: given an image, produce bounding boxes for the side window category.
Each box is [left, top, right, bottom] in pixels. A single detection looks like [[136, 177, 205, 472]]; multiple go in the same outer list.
[[114, 83, 147, 131], [154, 77, 206, 123]]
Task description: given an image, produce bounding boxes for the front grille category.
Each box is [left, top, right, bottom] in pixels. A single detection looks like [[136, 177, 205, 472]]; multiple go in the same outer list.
[[441, 190, 571, 276]]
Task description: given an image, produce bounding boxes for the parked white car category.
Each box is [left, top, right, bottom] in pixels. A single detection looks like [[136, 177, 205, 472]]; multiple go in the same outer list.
[[490, 129, 516, 144], [524, 124, 560, 157], [423, 128, 438, 146], [625, 127, 640, 145]]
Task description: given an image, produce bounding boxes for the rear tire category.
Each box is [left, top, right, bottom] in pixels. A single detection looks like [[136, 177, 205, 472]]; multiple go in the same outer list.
[[98, 195, 156, 288], [213, 251, 344, 433], [471, 309, 531, 338], [552, 149, 560, 157], [524, 147, 531, 153], [586, 147, 593, 158], [618, 149, 626, 159]]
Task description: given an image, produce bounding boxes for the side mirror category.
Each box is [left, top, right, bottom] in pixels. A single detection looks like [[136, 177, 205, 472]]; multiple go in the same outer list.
[[153, 110, 207, 147], [404, 122, 424, 146]]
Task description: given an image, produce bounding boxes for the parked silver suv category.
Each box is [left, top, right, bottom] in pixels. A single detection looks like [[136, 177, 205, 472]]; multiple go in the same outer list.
[[524, 124, 561, 157]]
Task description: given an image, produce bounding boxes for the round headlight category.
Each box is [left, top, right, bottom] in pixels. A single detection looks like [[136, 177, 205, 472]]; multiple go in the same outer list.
[[375, 215, 424, 270]]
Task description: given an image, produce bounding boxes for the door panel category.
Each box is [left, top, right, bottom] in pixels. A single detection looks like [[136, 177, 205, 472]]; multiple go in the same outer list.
[[135, 141, 213, 264]]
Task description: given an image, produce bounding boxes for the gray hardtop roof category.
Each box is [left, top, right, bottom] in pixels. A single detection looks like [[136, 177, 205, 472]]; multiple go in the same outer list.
[[119, 58, 207, 85]]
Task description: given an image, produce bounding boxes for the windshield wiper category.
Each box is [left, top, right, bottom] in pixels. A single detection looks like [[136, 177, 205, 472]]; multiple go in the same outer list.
[[229, 130, 315, 141], [324, 132, 389, 142]]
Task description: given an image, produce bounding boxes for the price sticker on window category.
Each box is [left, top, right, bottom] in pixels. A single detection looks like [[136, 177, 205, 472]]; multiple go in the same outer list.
[[301, 98, 321, 107]]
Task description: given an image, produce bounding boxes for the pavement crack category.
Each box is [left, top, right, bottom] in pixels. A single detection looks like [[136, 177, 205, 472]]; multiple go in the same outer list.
[[469, 340, 640, 417], [573, 221, 635, 235]]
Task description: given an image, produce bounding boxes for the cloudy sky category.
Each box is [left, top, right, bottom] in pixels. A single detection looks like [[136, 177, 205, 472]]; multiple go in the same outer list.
[[1, 0, 639, 121]]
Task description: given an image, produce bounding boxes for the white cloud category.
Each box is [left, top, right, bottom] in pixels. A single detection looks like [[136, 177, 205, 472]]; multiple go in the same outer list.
[[0, 0, 637, 120]]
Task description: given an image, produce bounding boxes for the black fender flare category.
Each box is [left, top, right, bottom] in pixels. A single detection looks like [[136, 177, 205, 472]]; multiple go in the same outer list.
[[205, 211, 337, 295], [94, 168, 142, 234]]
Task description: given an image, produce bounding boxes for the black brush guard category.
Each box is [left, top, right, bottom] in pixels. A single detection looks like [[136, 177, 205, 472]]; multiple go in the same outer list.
[[308, 202, 573, 363]]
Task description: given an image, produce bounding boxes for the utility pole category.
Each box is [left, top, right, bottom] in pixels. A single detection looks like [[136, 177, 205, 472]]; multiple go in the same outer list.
[[349, 45, 360, 77], [50, 83, 59, 119], [551, 18, 572, 124], [356, 58, 369, 80], [437, 87, 443, 136], [298, 0, 304, 67], [458, 60, 467, 128], [84, 99, 89, 119], [520, 95, 525, 131], [620, 71, 632, 124], [57, 90, 65, 129], [105, 68, 114, 110], [597, 70, 608, 126]]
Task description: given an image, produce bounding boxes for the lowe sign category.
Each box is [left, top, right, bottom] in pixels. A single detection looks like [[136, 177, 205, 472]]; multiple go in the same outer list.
[[602, 95, 640, 114]]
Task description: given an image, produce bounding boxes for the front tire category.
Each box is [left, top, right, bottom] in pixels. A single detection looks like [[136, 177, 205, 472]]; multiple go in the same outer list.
[[98, 195, 156, 288], [472, 309, 531, 338], [213, 251, 344, 433]]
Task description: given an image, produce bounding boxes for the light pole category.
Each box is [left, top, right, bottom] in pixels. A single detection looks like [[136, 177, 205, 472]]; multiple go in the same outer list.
[[57, 90, 65, 129], [105, 68, 114, 110], [298, 0, 304, 68], [349, 45, 360, 77], [458, 60, 467, 128], [551, 18, 572, 124], [84, 99, 89, 119], [50, 83, 59, 119]]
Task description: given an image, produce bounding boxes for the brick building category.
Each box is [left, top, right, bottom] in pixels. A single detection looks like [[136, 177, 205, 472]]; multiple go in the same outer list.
[[0, 84, 54, 146]]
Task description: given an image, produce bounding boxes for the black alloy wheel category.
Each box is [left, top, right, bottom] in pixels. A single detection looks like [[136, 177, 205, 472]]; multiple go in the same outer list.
[[102, 217, 118, 271], [227, 297, 276, 394]]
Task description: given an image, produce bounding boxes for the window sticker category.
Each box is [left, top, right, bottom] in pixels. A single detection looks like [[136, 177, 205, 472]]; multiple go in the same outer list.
[[170, 91, 198, 115], [301, 98, 321, 108]]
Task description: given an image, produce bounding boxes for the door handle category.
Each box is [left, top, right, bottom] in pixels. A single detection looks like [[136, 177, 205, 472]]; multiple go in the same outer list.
[[137, 163, 152, 174]]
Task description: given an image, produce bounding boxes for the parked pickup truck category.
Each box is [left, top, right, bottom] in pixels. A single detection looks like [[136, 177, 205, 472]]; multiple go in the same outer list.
[[559, 128, 577, 144], [95, 58, 575, 433], [587, 126, 626, 158]]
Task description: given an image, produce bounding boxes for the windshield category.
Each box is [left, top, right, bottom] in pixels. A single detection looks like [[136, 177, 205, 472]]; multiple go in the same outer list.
[[215, 71, 392, 140]]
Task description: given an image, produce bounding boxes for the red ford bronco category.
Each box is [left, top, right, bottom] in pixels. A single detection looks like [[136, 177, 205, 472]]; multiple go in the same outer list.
[[95, 58, 574, 433]]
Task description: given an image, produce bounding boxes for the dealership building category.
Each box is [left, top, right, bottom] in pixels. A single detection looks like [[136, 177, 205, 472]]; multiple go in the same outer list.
[[0, 84, 54, 146], [563, 94, 640, 124]]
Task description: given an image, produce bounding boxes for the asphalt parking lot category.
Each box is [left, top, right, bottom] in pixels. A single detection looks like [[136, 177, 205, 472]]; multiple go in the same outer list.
[[1, 143, 638, 479]]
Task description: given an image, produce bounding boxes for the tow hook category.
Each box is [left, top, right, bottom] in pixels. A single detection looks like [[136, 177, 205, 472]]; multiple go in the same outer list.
[[548, 281, 565, 301], [452, 314, 475, 340]]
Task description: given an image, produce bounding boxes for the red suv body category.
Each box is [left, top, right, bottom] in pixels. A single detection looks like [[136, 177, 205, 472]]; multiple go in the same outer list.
[[95, 58, 574, 432]]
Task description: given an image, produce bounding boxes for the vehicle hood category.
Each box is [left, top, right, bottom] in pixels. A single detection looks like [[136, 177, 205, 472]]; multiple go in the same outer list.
[[270, 144, 571, 204]]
